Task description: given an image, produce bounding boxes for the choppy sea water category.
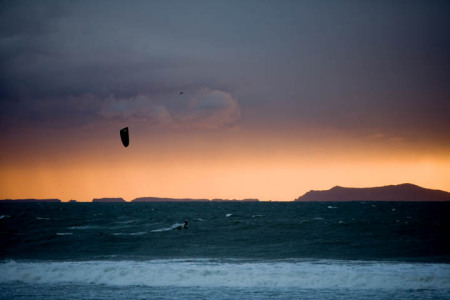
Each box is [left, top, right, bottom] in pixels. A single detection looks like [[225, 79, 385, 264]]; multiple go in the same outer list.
[[1, 202, 449, 299]]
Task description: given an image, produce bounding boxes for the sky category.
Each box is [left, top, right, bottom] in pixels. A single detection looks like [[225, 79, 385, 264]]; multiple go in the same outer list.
[[1, 0, 449, 202]]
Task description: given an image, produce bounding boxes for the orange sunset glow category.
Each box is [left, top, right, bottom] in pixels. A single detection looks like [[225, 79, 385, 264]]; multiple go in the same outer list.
[[2, 123, 449, 202]]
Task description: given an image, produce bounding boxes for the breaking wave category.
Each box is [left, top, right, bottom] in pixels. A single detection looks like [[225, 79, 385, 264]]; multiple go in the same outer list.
[[0, 259, 448, 290]]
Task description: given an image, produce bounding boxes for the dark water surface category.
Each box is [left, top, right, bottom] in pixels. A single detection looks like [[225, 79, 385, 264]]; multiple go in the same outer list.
[[1, 202, 449, 261], [1, 202, 449, 299]]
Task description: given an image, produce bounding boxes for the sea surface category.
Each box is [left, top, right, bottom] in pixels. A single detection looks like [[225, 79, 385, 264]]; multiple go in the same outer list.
[[0, 201, 449, 299]]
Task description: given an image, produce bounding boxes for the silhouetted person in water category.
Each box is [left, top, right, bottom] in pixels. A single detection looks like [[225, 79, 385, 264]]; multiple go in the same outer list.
[[174, 220, 189, 230]]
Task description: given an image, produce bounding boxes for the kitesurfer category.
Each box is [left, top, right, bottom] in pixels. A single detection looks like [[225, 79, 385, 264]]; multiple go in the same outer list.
[[173, 220, 188, 230]]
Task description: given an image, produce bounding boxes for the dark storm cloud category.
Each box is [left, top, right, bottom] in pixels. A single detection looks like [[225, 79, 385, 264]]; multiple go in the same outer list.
[[1, 0, 449, 139], [241, 1, 450, 138], [0, 0, 67, 37], [0, 1, 223, 127]]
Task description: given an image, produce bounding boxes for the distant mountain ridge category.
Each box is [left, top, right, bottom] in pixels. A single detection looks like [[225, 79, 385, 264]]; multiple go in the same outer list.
[[295, 183, 450, 202]]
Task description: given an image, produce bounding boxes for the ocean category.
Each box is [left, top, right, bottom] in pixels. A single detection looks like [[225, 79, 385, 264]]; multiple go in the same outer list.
[[0, 201, 449, 299]]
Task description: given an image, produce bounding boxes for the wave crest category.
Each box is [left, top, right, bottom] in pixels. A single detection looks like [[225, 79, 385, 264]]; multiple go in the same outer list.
[[0, 260, 448, 290]]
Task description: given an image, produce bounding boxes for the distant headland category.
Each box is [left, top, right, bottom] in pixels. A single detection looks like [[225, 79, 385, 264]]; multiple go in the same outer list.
[[295, 183, 450, 202]]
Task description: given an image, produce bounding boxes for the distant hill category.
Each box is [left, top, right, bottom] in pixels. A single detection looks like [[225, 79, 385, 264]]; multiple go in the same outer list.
[[295, 183, 450, 202], [0, 199, 61, 203], [92, 198, 126, 203]]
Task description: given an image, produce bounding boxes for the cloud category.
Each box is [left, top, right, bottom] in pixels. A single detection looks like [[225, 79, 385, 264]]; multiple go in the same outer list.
[[98, 94, 172, 125], [98, 89, 240, 130], [1, 1, 449, 141], [183, 89, 241, 129], [0, 1, 67, 38], [0, 94, 102, 129], [0, 2, 242, 131]]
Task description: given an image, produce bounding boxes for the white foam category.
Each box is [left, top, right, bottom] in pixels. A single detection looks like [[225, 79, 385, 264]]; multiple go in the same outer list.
[[36, 217, 50, 220], [113, 232, 146, 236], [151, 223, 184, 232], [56, 232, 73, 236], [0, 259, 448, 290], [68, 226, 99, 230], [327, 206, 337, 209], [226, 214, 233, 217], [0, 215, 10, 219]]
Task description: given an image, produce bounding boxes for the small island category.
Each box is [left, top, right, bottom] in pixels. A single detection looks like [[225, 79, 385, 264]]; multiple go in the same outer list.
[[0, 199, 61, 203], [132, 197, 209, 202], [295, 183, 450, 202], [92, 198, 126, 203], [131, 197, 204, 202]]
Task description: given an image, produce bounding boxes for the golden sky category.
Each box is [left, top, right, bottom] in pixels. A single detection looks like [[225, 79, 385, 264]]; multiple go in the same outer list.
[[1, 123, 449, 201]]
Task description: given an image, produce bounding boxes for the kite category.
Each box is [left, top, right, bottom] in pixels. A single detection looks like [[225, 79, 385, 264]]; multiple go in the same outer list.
[[120, 127, 129, 147]]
